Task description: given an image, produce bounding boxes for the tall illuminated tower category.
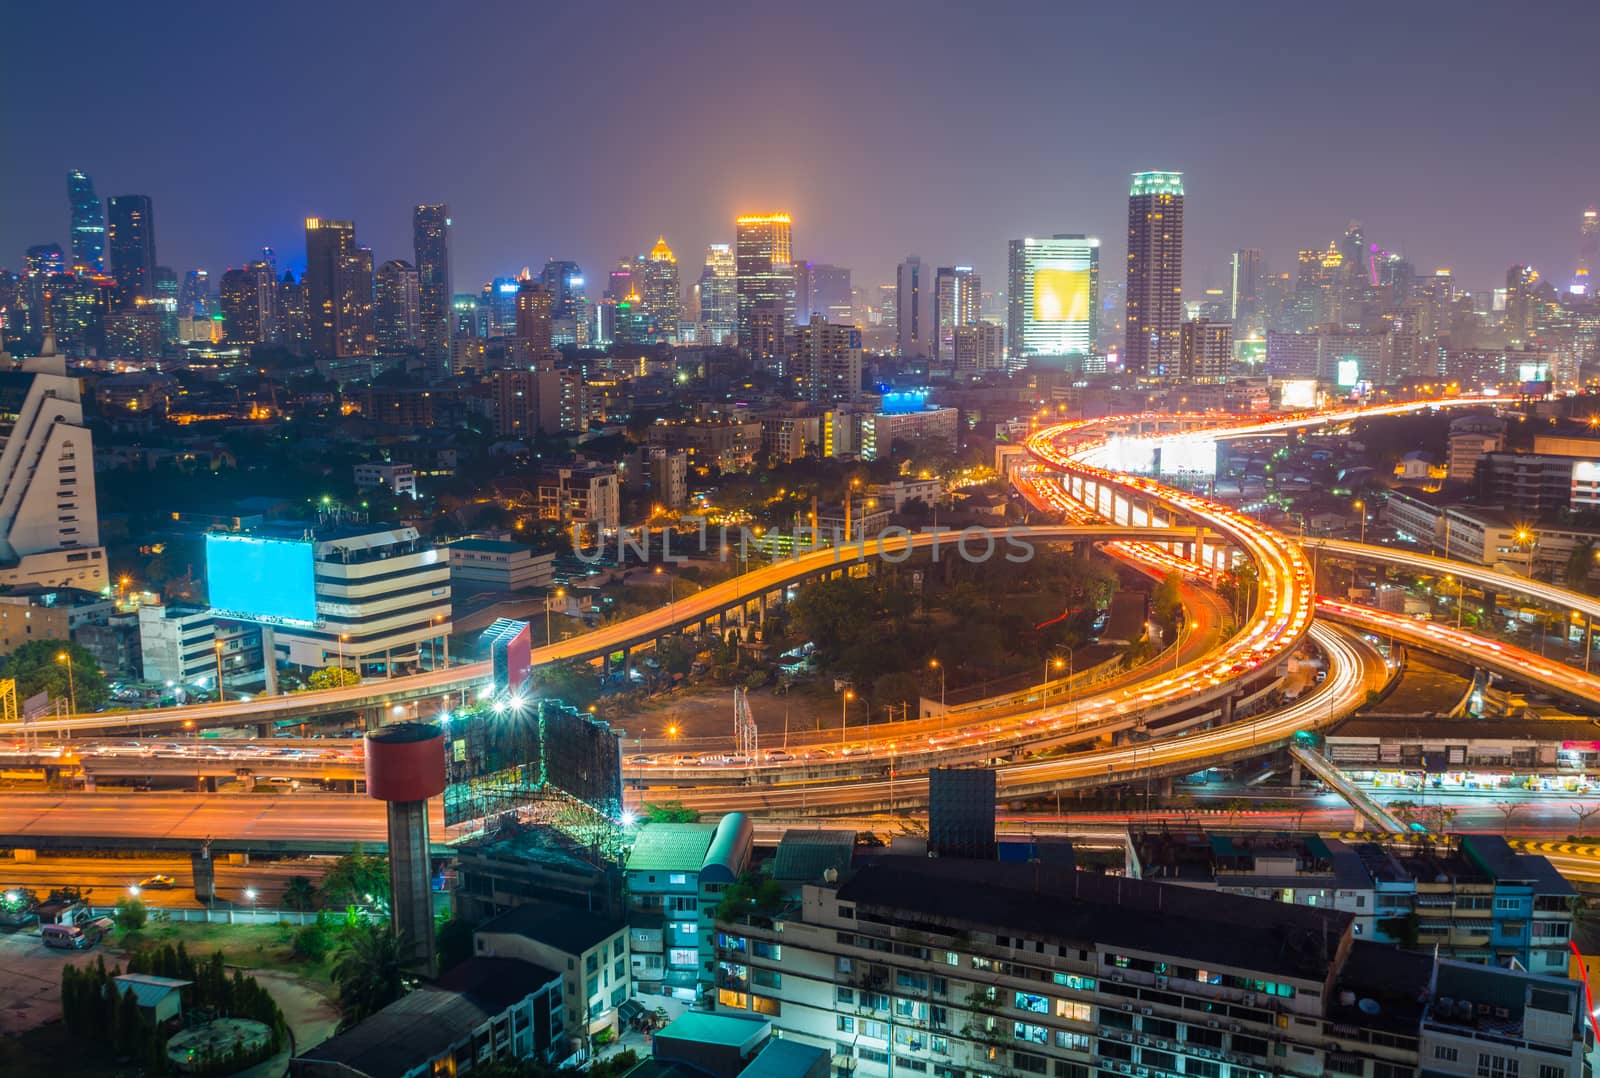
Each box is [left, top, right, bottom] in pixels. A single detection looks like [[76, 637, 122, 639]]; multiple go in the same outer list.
[[934, 266, 981, 364], [106, 195, 156, 308], [699, 244, 737, 344], [1576, 207, 1599, 295], [412, 205, 452, 374], [1006, 235, 1099, 364], [1124, 170, 1184, 378], [735, 214, 793, 357], [375, 259, 421, 353], [639, 236, 680, 342], [305, 218, 356, 357], [66, 170, 105, 273]]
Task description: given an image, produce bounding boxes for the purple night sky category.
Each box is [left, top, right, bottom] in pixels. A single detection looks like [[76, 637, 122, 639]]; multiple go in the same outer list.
[[6, 1, 1599, 296]]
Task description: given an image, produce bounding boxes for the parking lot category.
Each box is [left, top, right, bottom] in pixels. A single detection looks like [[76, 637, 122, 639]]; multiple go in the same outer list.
[[0, 927, 101, 1036]]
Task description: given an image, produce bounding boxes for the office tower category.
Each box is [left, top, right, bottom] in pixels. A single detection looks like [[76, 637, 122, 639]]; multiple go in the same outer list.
[[106, 195, 156, 308], [480, 277, 519, 338], [451, 293, 479, 339], [790, 315, 862, 403], [735, 214, 793, 356], [336, 249, 376, 356], [0, 328, 107, 590], [1229, 248, 1264, 329], [953, 322, 1004, 375], [1505, 264, 1539, 344], [151, 266, 178, 342], [375, 259, 421, 353], [24, 244, 66, 277], [412, 204, 452, 372], [934, 265, 981, 364], [875, 283, 898, 331], [698, 244, 737, 344], [304, 218, 357, 356], [1125, 170, 1185, 378], [896, 256, 924, 357], [1006, 235, 1100, 363], [639, 236, 680, 342], [1178, 318, 1233, 382], [540, 260, 586, 319], [514, 277, 555, 358], [66, 170, 105, 272], [277, 272, 310, 353], [1576, 207, 1599, 294], [219, 262, 278, 345], [806, 263, 852, 324], [178, 269, 209, 318]]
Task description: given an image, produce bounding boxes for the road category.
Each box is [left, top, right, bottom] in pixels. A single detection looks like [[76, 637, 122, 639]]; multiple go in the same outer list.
[[0, 791, 421, 847], [0, 854, 331, 908]]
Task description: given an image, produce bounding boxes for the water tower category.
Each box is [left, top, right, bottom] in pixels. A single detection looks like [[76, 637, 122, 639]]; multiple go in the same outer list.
[[365, 721, 445, 975]]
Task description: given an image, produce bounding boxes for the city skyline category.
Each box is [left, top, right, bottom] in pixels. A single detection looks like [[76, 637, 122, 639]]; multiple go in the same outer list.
[[6, 3, 1600, 297]]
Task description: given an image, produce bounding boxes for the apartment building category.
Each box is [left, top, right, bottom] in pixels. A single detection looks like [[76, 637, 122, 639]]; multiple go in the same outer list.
[[536, 465, 620, 534], [473, 900, 630, 1039]]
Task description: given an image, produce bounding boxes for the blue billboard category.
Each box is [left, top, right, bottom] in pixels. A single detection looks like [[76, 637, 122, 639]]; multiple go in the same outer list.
[[205, 534, 318, 626]]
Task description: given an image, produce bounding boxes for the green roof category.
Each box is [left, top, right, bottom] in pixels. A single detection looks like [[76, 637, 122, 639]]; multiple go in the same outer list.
[[772, 829, 855, 882], [1130, 170, 1184, 197], [626, 823, 715, 873], [657, 1011, 769, 1050]]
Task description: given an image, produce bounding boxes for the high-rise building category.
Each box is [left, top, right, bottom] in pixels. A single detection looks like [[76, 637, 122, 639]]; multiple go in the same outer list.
[[304, 218, 357, 356], [735, 214, 793, 357], [1125, 170, 1185, 378], [805, 263, 852, 324], [1178, 318, 1233, 383], [483, 277, 520, 338], [789, 316, 862, 403], [1006, 235, 1100, 364], [540, 260, 586, 320], [412, 204, 452, 372], [1505, 264, 1539, 344], [66, 170, 105, 273], [452, 293, 479, 339], [219, 262, 278, 345], [0, 330, 107, 591], [277, 271, 310, 353], [336, 248, 376, 356], [934, 265, 981, 365], [375, 259, 421, 353], [639, 236, 680, 342], [106, 195, 156, 309], [25, 244, 66, 278], [698, 244, 737, 344], [514, 277, 554, 359], [178, 269, 210, 318], [953, 322, 1004, 375], [152, 266, 179, 345], [896, 256, 925, 357], [1229, 248, 1264, 329]]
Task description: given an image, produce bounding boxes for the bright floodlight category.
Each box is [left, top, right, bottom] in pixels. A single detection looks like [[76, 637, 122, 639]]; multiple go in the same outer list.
[[491, 699, 508, 715], [437, 711, 452, 724], [244, 888, 257, 900], [619, 810, 639, 827], [127, 885, 140, 896]]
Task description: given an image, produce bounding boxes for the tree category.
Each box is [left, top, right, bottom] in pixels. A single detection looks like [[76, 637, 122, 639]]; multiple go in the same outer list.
[[643, 801, 700, 823], [1573, 802, 1600, 838], [333, 923, 408, 1029], [114, 894, 148, 931], [0, 640, 111, 711], [320, 842, 390, 907], [307, 666, 361, 690], [1494, 801, 1525, 835], [1568, 541, 1596, 594], [282, 875, 318, 911]]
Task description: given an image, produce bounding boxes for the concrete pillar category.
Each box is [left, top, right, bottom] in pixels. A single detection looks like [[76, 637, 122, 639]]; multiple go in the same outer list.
[[387, 799, 436, 976], [1221, 692, 1236, 727], [365, 708, 382, 732], [227, 853, 250, 866], [1291, 759, 1303, 787], [81, 773, 95, 793], [200, 775, 217, 793], [255, 723, 271, 739], [261, 626, 278, 695], [13, 848, 36, 863], [192, 850, 215, 903], [240, 774, 256, 791]]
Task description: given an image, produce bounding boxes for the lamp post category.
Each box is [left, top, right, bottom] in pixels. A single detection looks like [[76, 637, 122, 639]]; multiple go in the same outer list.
[[55, 651, 76, 714], [1353, 499, 1367, 546], [928, 659, 946, 730], [546, 587, 566, 645], [1043, 654, 1066, 710], [338, 632, 348, 673], [840, 689, 855, 749], [1515, 527, 1537, 579], [244, 887, 257, 919], [434, 614, 449, 669], [214, 641, 226, 702]]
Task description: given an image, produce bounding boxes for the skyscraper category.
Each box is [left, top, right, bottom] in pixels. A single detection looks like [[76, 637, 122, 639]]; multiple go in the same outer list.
[[934, 266, 981, 365], [896, 256, 924, 357], [1504, 264, 1539, 344], [336, 248, 377, 356], [1229, 248, 1264, 330], [699, 244, 737, 344], [106, 195, 156, 308], [791, 316, 863, 403], [219, 262, 277, 346], [514, 276, 554, 359], [412, 205, 452, 373], [66, 170, 105, 273], [1576, 207, 1598, 295], [178, 269, 210, 318], [807, 264, 853, 324], [735, 214, 793, 357], [304, 217, 356, 357], [24, 244, 66, 278], [1124, 170, 1185, 378], [452, 294, 480, 339], [540, 260, 586, 319], [1006, 235, 1100, 364], [375, 259, 421, 353], [1178, 318, 1233, 383], [639, 236, 680, 342]]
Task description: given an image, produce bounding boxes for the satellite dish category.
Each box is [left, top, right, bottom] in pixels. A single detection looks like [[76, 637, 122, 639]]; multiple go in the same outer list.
[[823, 868, 838, 883]]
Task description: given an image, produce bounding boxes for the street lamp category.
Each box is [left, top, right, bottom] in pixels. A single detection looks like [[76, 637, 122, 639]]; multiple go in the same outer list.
[[127, 884, 140, 897], [840, 689, 855, 748], [214, 640, 226, 702], [434, 613, 450, 669], [244, 887, 257, 917], [928, 659, 946, 731], [1352, 499, 1367, 546], [546, 587, 566, 645], [338, 632, 349, 675], [55, 651, 76, 713]]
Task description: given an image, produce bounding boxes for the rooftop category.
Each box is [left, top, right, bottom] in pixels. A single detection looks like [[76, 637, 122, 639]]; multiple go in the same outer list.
[[771, 829, 855, 883], [658, 1010, 770, 1051], [836, 857, 1351, 982], [627, 823, 716, 874], [114, 973, 191, 1008], [450, 538, 529, 555], [477, 899, 624, 955]]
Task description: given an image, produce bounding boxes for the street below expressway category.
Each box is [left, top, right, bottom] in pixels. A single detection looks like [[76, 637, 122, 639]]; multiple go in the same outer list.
[[0, 855, 333, 909]]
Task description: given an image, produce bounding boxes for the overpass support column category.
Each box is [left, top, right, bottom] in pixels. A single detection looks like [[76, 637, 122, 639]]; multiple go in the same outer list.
[[1221, 692, 1236, 727], [1291, 759, 1303, 787], [255, 723, 271, 739], [13, 849, 36, 863], [200, 775, 217, 793], [82, 772, 95, 793], [1193, 526, 1208, 568], [192, 850, 215, 903]]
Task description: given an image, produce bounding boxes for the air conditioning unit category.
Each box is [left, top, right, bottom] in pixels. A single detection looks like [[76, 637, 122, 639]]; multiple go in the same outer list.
[[1140, 1007, 1154, 1016], [1156, 976, 1169, 989], [1156, 1039, 1171, 1050], [1138, 1036, 1152, 1046], [1228, 1023, 1242, 1033], [1123, 1002, 1135, 1012], [1206, 1020, 1220, 1029]]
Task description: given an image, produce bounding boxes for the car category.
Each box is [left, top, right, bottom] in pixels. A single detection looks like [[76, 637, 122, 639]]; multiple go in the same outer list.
[[762, 750, 793, 763], [137, 874, 176, 890], [801, 749, 835, 760], [628, 755, 659, 766]]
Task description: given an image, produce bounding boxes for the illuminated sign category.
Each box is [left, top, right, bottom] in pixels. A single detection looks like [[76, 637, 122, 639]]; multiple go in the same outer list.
[[1518, 363, 1550, 383], [205, 535, 317, 626], [498, 282, 519, 294], [1336, 358, 1360, 387], [881, 389, 928, 415], [1278, 379, 1318, 410], [1033, 268, 1091, 323]]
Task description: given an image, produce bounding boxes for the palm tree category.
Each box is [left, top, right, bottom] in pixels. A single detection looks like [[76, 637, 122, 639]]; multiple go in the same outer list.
[[332, 923, 408, 1029], [282, 876, 317, 912]]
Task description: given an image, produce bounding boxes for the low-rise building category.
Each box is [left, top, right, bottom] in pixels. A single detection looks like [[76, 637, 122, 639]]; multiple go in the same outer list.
[[856, 404, 958, 461], [353, 460, 416, 499], [1418, 960, 1591, 1078], [537, 465, 620, 535], [448, 538, 555, 593], [0, 585, 113, 654], [868, 478, 943, 513], [474, 900, 631, 1039], [137, 602, 215, 687], [291, 957, 565, 1078]]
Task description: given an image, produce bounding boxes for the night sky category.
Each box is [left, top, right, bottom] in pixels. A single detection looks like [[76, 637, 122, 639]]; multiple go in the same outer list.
[[7, 2, 1600, 296]]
